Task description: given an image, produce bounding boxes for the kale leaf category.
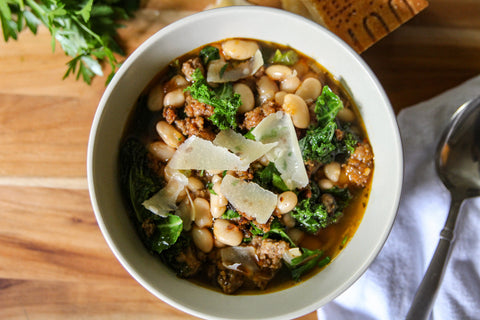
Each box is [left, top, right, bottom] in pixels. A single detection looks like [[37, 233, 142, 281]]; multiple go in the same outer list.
[[299, 86, 359, 163], [199, 45, 220, 65], [290, 181, 352, 234], [186, 68, 242, 130], [269, 49, 299, 66], [249, 219, 295, 246], [119, 138, 162, 222], [285, 248, 330, 281], [119, 138, 182, 254], [253, 162, 289, 192]]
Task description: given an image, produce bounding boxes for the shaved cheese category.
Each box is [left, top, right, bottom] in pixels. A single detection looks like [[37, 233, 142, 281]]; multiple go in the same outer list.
[[207, 49, 263, 83], [142, 172, 188, 217], [213, 129, 277, 164], [220, 174, 277, 224], [168, 136, 249, 171], [251, 111, 308, 189]]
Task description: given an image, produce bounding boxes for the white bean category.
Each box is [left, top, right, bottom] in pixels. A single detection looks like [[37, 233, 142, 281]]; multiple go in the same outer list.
[[324, 162, 341, 182], [210, 193, 227, 218], [277, 191, 298, 214], [147, 83, 164, 111], [213, 219, 243, 246], [280, 75, 301, 93], [265, 64, 293, 81], [192, 225, 214, 253], [193, 197, 212, 228], [165, 75, 188, 92], [163, 88, 185, 108], [163, 165, 175, 182], [282, 94, 310, 129], [187, 177, 204, 192], [282, 213, 296, 228], [148, 141, 175, 162], [337, 107, 356, 122], [222, 39, 259, 60], [319, 178, 334, 190], [156, 121, 185, 148], [293, 60, 309, 78], [275, 91, 287, 105], [287, 228, 305, 245], [295, 78, 322, 103], [233, 83, 255, 113], [257, 75, 278, 103], [211, 174, 222, 185]]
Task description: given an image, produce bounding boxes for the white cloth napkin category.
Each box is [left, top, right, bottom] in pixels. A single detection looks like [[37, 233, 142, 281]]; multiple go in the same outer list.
[[317, 75, 480, 320]]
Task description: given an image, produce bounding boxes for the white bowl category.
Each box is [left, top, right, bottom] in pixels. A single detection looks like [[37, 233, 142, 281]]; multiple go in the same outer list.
[[87, 6, 403, 320]]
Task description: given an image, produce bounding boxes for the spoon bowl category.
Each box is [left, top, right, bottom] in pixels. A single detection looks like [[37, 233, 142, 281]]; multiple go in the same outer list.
[[437, 97, 480, 198], [407, 96, 480, 319]]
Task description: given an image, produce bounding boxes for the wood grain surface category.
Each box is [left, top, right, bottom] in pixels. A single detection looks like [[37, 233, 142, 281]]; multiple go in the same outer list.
[[1, 0, 479, 319]]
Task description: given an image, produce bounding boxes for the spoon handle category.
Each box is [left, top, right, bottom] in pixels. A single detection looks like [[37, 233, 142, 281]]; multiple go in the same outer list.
[[405, 196, 464, 320]]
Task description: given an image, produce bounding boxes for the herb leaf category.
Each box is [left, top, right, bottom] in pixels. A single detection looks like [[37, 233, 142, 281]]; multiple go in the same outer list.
[[253, 162, 289, 192], [299, 86, 358, 163], [199, 45, 220, 65], [285, 248, 329, 281], [0, 0, 140, 84], [186, 68, 242, 130], [291, 182, 351, 234], [269, 49, 299, 66]]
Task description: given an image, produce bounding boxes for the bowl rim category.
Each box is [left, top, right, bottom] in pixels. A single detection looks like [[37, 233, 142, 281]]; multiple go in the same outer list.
[[87, 6, 403, 320]]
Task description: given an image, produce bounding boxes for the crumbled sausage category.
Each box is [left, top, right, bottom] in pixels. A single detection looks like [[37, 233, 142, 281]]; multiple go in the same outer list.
[[175, 117, 216, 141], [184, 95, 214, 118], [240, 101, 280, 130], [182, 57, 204, 82], [217, 268, 245, 294], [163, 106, 178, 124], [251, 237, 289, 269], [343, 141, 374, 187]]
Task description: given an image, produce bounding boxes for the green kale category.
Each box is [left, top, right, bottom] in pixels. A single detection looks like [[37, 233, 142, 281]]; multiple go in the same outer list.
[[119, 138, 162, 222], [314, 85, 344, 126], [199, 45, 220, 65], [290, 182, 351, 234], [221, 209, 241, 219], [253, 162, 289, 192], [269, 49, 299, 66], [119, 138, 182, 254], [159, 233, 197, 277], [249, 219, 295, 247], [285, 248, 330, 281], [185, 68, 242, 130], [150, 214, 183, 253], [299, 86, 359, 163]]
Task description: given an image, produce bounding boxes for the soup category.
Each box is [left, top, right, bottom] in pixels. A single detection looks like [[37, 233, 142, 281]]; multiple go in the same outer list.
[[119, 38, 374, 294]]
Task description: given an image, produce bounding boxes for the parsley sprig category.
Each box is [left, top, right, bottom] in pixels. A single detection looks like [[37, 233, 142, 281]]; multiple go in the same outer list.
[[0, 0, 140, 84]]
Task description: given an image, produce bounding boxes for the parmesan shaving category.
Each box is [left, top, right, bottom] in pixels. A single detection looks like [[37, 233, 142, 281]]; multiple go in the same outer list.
[[251, 111, 309, 189], [220, 174, 277, 224], [213, 129, 277, 165]]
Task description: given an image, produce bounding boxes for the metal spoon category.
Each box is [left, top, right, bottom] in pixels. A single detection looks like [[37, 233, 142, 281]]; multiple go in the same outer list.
[[406, 96, 480, 320]]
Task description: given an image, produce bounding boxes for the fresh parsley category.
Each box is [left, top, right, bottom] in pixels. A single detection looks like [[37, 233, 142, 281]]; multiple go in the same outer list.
[[0, 0, 140, 84], [185, 68, 242, 130]]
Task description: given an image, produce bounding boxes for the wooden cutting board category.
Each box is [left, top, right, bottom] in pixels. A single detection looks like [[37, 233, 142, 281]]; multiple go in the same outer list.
[[1, 0, 479, 319]]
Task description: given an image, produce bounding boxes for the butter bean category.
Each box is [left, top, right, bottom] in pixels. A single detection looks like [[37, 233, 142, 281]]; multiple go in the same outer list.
[[213, 219, 243, 246]]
